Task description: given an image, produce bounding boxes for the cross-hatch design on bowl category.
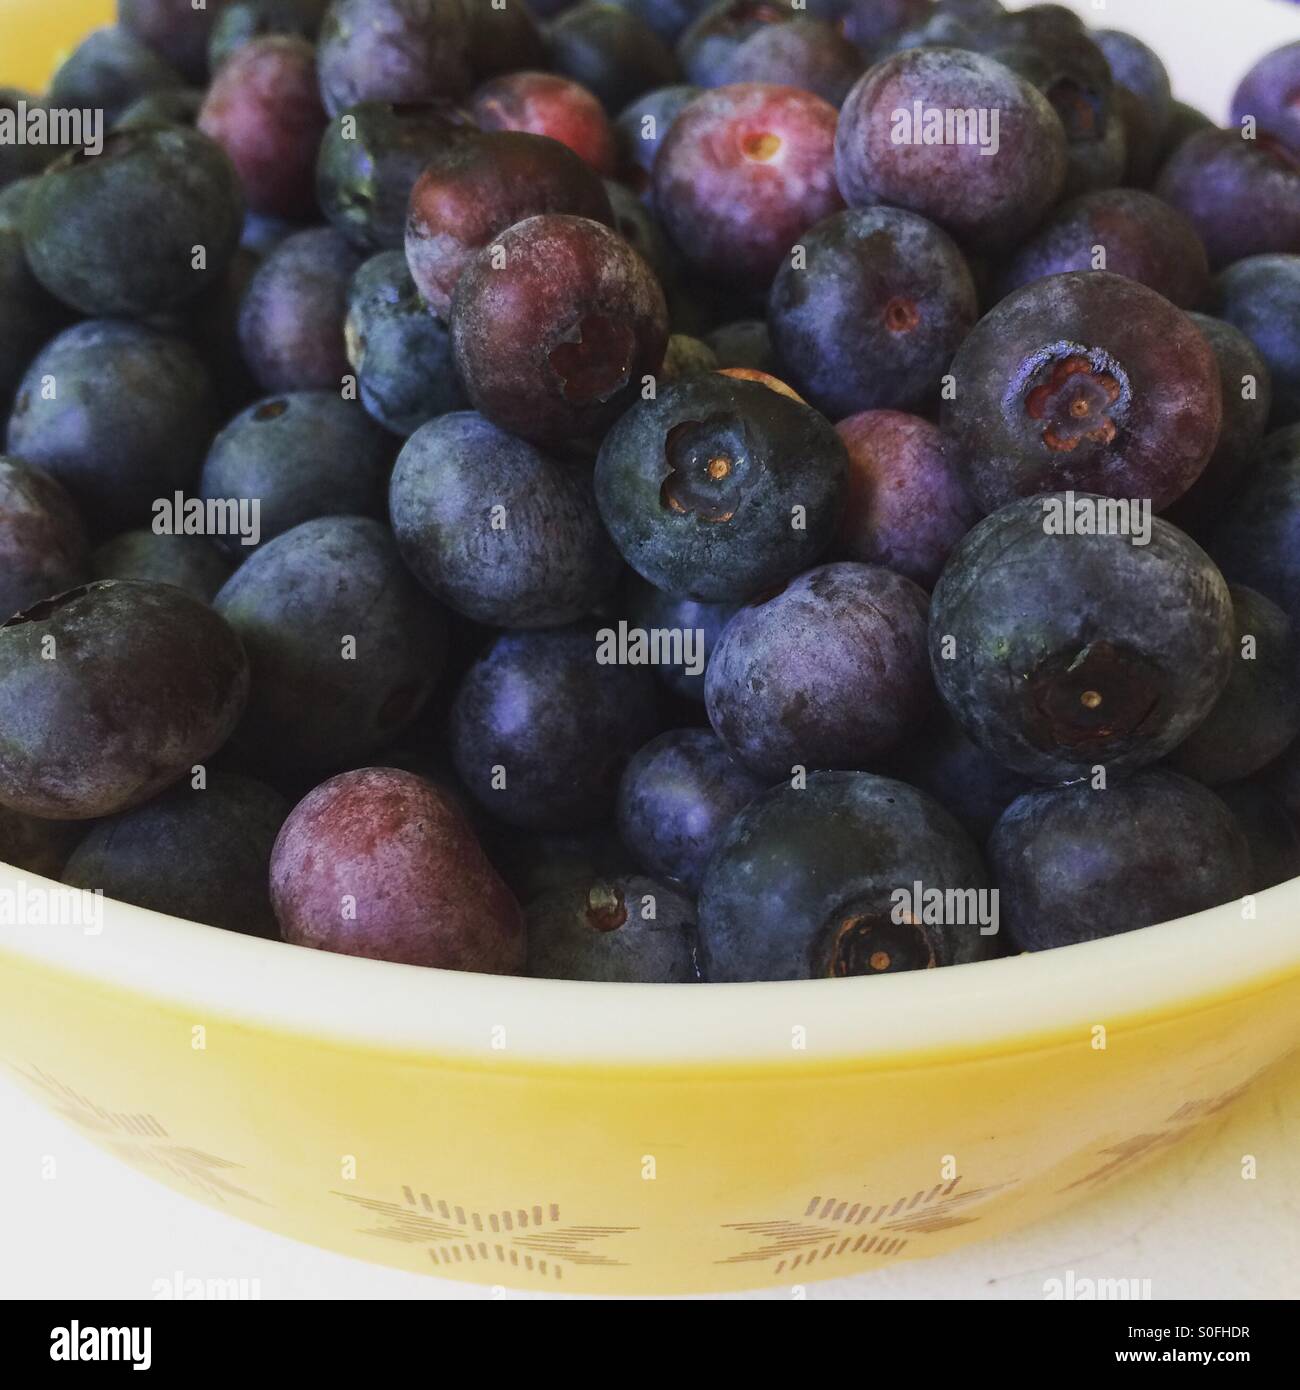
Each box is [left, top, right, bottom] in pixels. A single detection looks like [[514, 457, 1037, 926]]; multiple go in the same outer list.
[[334, 1186, 639, 1280], [717, 1175, 1017, 1273], [8, 1062, 268, 1207]]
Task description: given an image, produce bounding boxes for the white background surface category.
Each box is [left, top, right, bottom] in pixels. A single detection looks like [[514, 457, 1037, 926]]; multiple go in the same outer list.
[[3, 0, 1300, 1301]]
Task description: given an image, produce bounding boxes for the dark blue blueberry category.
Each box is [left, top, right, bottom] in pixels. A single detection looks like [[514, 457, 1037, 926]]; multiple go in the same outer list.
[[1210, 255, 1300, 427], [942, 272, 1222, 513], [660, 333, 719, 383], [1167, 586, 1300, 787], [0, 457, 88, 619], [486, 825, 636, 906], [595, 373, 847, 601], [1157, 100, 1214, 169], [840, 0, 939, 53], [90, 529, 234, 603], [119, 0, 227, 83], [317, 101, 474, 253], [549, 1, 680, 112], [526, 874, 699, 981], [617, 727, 766, 892], [20, 126, 244, 319], [0, 579, 250, 819], [623, 574, 734, 701], [615, 83, 700, 191], [931, 495, 1236, 782], [316, 0, 473, 118], [1165, 314, 1273, 533], [238, 226, 363, 392], [706, 561, 932, 777], [1211, 426, 1300, 624], [990, 772, 1250, 951], [1156, 131, 1300, 270], [0, 187, 71, 413], [768, 205, 978, 418], [1232, 41, 1300, 161], [995, 189, 1209, 310], [888, 714, 1032, 845], [0, 92, 63, 187], [48, 25, 185, 126], [716, 18, 863, 106], [1218, 778, 1300, 893], [835, 47, 1068, 251], [390, 411, 621, 627], [200, 392, 392, 556], [699, 770, 996, 981], [6, 320, 218, 533], [345, 251, 468, 436], [208, 0, 330, 72], [62, 771, 290, 937], [835, 411, 978, 590], [605, 178, 677, 287], [450, 624, 660, 830], [615, 0, 713, 47], [1093, 28, 1170, 187], [214, 516, 448, 768]]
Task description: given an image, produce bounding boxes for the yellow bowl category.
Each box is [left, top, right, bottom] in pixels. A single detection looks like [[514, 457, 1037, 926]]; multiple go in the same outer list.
[[3, 1, 1300, 1297]]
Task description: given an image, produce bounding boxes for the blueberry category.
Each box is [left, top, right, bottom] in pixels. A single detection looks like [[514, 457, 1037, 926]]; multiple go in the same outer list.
[[698, 770, 996, 981], [390, 411, 621, 627], [1157, 100, 1214, 169], [200, 392, 392, 556], [450, 624, 660, 830], [995, 189, 1209, 310], [930, 496, 1235, 782], [198, 35, 328, 220], [623, 575, 734, 700], [714, 17, 864, 107], [548, 1, 680, 112], [20, 127, 243, 318], [208, 0, 330, 72], [1231, 41, 1300, 161], [1093, 28, 1173, 139], [1209, 255, 1300, 428], [614, 83, 700, 191], [316, 0, 473, 118], [450, 214, 668, 446], [1164, 314, 1273, 532], [1166, 586, 1300, 787], [238, 227, 362, 392], [526, 875, 699, 981], [705, 561, 932, 776], [1156, 130, 1300, 270], [604, 178, 677, 286], [835, 410, 978, 589], [888, 714, 1032, 845], [317, 101, 474, 253], [1211, 426, 1300, 624], [405, 131, 614, 321], [0, 580, 249, 819], [90, 529, 233, 603], [835, 48, 1068, 251], [0, 196, 70, 413], [345, 251, 467, 435], [676, 0, 796, 88], [0, 804, 82, 879], [616, 727, 766, 893], [659, 333, 719, 383], [486, 824, 636, 906], [768, 205, 978, 418], [1218, 778, 1300, 892], [471, 71, 618, 176], [594, 372, 847, 601], [270, 767, 526, 971], [990, 772, 1250, 951], [212, 514, 447, 769], [839, 0, 936, 53], [465, 0, 548, 78], [120, 0, 228, 83], [614, 0, 712, 47], [0, 457, 88, 619], [942, 272, 1222, 513], [654, 82, 843, 290], [6, 320, 218, 532], [62, 771, 289, 937], [49, 25, 185, 126], [0, 92, 62, 187]]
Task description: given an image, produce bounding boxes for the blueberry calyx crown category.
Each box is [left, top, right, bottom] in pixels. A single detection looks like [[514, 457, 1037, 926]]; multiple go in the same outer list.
[[1022, 639, 1164, 754]]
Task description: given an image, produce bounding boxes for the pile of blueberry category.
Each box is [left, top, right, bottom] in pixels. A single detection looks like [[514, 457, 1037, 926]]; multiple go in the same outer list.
[[1, 0, 1299, 984]]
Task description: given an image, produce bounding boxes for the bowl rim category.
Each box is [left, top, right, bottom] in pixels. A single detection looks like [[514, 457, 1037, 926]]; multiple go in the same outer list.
[[2, 860, 1298, 1068]]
